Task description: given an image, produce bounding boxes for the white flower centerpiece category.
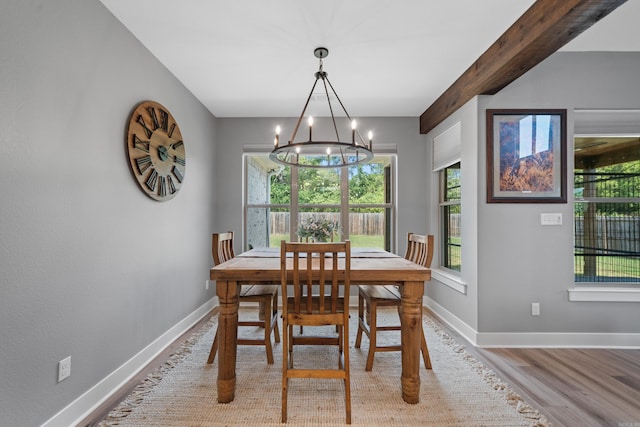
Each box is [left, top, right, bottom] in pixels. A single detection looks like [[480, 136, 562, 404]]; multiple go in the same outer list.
[[296, 216, 340, 242]]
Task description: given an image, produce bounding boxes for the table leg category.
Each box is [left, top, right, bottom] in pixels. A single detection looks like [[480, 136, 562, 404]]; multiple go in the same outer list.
[[400, 280, 424, 404], [216, 279, 239, 403]]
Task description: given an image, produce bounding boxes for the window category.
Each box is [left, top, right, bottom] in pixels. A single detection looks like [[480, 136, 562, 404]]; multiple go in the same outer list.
[[244, 152, 395, 251], [440, 162, 461, 272], [574, 137, 640, 283]]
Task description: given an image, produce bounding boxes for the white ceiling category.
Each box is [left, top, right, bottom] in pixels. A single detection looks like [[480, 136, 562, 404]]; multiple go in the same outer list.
[[100, 0, 640, 118]]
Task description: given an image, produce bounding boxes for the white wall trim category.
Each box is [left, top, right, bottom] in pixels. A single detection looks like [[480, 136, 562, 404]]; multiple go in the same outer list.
[[568, 286, 640, 302], [424, 296, 478, 345], [431, 268, 467, 294], [42, 298, 217, 427], [476, 332, 640, 348], [424, 297, 640, 349]]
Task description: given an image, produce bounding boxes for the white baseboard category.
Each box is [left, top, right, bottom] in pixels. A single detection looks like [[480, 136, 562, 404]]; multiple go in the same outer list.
[[42, 298, 217, 427], [476, 332, 640, 348], [423, 296, 640, 349], [423, 296, 479, 345]]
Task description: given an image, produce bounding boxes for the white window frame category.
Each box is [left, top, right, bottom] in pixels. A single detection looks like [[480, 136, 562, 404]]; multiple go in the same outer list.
[[569, 109, 640, 302], [243, 146, 397, 252]]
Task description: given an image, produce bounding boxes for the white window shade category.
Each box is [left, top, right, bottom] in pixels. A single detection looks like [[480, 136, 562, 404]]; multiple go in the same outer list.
[[432, 122, 461, 172], [574, 109, 640, 135]]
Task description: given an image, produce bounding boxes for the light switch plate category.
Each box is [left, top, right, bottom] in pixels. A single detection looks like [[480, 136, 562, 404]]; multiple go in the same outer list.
[[541, 213, 562, 225]]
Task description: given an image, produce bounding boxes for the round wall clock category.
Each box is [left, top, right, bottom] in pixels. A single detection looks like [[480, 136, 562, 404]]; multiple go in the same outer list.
[[126, 100, 186, 201]]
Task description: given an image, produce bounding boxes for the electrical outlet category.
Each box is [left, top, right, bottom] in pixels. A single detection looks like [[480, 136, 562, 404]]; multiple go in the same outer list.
[[205, 280, 209, 290], [531, 303, 540, 316], [58, 356, 71, 382]]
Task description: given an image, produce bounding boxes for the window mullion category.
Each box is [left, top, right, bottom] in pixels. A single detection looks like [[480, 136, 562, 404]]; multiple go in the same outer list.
[[291, 166, 299, 242], [340, 167, 349, 240]]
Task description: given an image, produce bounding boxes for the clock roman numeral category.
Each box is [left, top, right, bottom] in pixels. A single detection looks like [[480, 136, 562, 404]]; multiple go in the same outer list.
[[146, 168, 158, 191], [174, 155, 185, 166], [172, 165, 184, 183], [135, 155, 152, 174], [158, 176, 166, 197], [147, 107, 160, 130], [160, 109, 169, 132], [167, 123, 176, 138], [167, 175, 177, 194], [172, 141, 184, 149], [132, 134, 150, 152], [136, 115, 153, 138]]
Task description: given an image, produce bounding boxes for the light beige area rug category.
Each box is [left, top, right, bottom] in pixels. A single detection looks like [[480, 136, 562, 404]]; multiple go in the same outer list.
[[98, 309, 551, 426]]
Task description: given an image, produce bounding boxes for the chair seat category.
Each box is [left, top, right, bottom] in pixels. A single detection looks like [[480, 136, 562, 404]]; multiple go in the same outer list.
[[208, 231, 280, 366], [208, 283, 280, 364], [241, 284, 280, 298], [286, 295, 346, 319], [355, 285, 431, 371], [357, 284, 400, 300], [354, 233, 433, 373]]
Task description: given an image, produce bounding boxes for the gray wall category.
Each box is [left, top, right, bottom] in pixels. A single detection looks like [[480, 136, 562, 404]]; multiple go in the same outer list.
[[426, 98, 480, 331], [426, 52, 640, 338], [0, 1, 217, 425], [214, 117, 428, 256]]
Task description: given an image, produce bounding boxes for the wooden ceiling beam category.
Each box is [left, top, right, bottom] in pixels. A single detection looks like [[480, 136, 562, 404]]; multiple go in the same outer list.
[[419, 0, 627, 134]]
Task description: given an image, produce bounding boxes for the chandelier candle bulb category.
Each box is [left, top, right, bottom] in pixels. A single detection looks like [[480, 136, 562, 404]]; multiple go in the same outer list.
[[352, 119, 357, 144], [268, 47, 373, 168]]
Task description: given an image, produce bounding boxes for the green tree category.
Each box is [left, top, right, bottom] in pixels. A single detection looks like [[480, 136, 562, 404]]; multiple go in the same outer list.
[[270, 160, 389, 208]]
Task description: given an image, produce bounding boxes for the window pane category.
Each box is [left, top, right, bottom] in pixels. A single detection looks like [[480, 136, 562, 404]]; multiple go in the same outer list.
[[348, 159, 389, 204], [297, 209, 340, 242], [443, 203, 461, 271], [246, 207, 290, 249], [245, 153, 396, 251], [246, 155, 289, 204], [445, 163, 461, 201], [298, 167, 340, 205], [270, 167, 290, 204], [574, 201, 639, 282], [349, 208, 388, 249], [573, 152, 640, 283], [441, 162, 461, 272]]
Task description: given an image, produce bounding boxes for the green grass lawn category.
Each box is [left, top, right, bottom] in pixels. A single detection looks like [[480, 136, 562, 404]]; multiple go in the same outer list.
[[574, 255, 640, 279]]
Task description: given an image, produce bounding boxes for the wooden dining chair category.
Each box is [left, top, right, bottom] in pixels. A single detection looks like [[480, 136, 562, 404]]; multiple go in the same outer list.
[[207, 231, 280, 364], [280, 241, 352, 424], [355, 233, 433, 371]]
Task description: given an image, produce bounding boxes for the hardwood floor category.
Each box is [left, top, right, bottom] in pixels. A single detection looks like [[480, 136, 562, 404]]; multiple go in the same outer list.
[[83, 308, 640, 427], [432, 311, 640, 427]]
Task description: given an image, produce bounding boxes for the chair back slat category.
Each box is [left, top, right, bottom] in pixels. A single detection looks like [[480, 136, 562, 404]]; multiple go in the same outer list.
[[281, 241, 350, 319], [212, 231, 235, 265], [404, 233, 435, 268]]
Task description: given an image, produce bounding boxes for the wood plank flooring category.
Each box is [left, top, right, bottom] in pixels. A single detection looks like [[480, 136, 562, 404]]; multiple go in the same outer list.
[[433, 311, 640, 427]]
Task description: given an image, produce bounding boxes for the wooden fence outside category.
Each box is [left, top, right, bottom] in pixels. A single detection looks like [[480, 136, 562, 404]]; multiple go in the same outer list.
[[270, 212, 386, 235]]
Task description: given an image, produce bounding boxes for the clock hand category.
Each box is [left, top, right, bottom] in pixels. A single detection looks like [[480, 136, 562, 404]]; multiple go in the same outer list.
[[157, 145, 169, 162]]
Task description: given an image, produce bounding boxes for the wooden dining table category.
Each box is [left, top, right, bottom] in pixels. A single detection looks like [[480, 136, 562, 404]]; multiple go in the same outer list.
[[209, 247, 431, 404]]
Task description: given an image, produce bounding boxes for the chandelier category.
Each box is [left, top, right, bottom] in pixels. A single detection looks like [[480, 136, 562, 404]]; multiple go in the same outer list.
[[270, 47, 373, 168]]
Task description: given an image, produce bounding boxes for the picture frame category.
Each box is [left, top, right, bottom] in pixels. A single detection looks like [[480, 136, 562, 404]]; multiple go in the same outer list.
[[486, 109, 567, 203]]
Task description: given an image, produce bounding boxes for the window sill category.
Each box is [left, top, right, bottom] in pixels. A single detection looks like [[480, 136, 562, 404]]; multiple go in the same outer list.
[[568, 286, 640, 302], [431, 269, 467, 294]]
